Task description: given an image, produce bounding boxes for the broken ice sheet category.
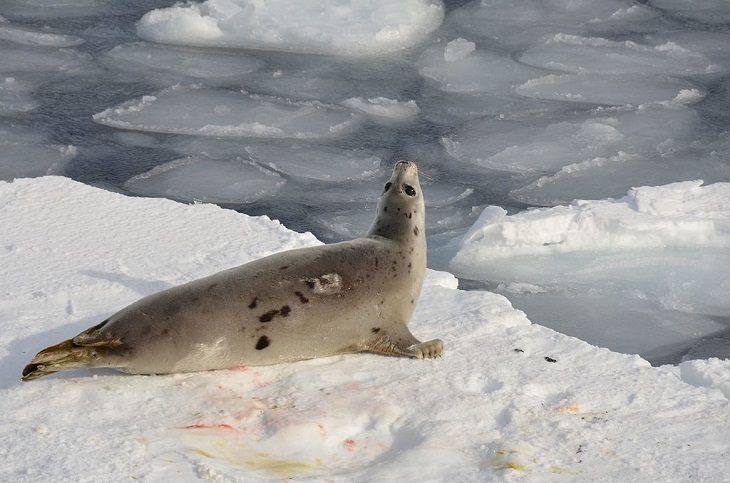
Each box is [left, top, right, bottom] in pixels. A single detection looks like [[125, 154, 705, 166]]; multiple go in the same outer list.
[[124, 155, 285, 204], [93, 85, 362, 140]]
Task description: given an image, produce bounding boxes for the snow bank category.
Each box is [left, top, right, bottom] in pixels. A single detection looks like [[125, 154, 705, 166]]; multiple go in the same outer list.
[[136, 0, 444, 57], [1, 177, 728, 481]]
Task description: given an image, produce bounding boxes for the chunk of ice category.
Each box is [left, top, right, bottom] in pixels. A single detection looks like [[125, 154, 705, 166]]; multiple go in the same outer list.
[[0, 77, 37, 113], [93, 85, 362, 140], [341, 97, 420, 125], [0, 18, 84, 47], [102, 42, 263, 83], [0, 124, 76, 180], [520, 33, 718, 75], [442, 105, 699, 173], [124, 155, 285, 204], [137, 0, 444, 56], [516, 73, 703, 106]]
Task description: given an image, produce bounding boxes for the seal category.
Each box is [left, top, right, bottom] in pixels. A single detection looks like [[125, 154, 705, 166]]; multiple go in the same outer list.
[[22, 160, 443, 381]]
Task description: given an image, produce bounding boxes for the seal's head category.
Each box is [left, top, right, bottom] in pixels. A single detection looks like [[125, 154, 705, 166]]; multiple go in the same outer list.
[[368, 161, 425, 243]]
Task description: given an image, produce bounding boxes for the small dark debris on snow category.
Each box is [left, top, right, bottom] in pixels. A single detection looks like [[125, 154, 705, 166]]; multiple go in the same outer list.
[[544, 356, 557, 363]]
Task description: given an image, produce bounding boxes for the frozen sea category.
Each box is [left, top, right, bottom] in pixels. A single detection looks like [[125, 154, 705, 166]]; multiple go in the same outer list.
[[1, 0, 730, 366]]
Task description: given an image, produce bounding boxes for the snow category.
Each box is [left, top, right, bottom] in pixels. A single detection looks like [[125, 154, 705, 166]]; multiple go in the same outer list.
[[1, 176, 728, 481], [93, 85, 362, 140], [451, 181, 730, 364], [136, 0, 445, 57]]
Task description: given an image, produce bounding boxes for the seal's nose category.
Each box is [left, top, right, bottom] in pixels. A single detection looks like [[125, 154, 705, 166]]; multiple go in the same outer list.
[[394, 160, 418, 174]]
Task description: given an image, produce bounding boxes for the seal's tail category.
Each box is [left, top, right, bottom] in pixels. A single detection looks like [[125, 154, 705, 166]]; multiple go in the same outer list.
[[22, 321, 117, 381]]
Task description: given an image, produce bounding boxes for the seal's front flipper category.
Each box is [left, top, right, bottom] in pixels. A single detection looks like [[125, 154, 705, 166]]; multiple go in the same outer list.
[[362, 325, 443, 359], [407, 339, 443, 359]]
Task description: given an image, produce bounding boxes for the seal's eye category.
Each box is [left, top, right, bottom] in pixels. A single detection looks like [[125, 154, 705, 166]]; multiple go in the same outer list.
[[383, 182, 392, 193], [404, 184, 416, 197]]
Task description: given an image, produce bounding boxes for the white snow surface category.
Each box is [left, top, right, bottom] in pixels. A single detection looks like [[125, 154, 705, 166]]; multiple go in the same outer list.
[[1, 176, 728, 481], [136, 0, 445, 57]]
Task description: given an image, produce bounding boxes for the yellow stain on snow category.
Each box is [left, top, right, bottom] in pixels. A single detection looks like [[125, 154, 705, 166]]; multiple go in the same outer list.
[[194, 448, 214, 458], [244, 457, 317, 476], [550, 465, 578, 475], [494, 462, 528, 472], [556, 403, 581, 414]]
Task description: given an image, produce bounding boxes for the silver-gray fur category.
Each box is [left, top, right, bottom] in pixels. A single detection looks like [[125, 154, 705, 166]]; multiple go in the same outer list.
[[22, 161, 443, 381]]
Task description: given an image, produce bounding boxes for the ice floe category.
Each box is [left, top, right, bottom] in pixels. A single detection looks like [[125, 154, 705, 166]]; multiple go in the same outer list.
[[0, 124, 76, 180], [124, 154, 286, 204], [451, 180, 730, 363], [137, 0, 444, 56], [102, 42, 263, 84], [93, 85, 362, 139], [1, 176, 728, 481]]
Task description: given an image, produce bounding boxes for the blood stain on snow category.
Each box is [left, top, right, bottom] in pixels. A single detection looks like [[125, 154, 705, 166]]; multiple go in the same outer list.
[[227, 365, 249, 372], [343, 438, 357, 452]]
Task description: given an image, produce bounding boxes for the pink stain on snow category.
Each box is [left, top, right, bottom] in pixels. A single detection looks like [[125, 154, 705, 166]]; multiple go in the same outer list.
[[343, 438, 357, 452], [227, 365, 249, 372]]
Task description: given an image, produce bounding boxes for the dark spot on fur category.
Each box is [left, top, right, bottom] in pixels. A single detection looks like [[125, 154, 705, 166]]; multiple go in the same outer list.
[[295, 291, 309, 303], [371, 327, 381, 333], [161, 328, 169, 335], [280, 265, 289, 270], [163, 304, 180, 318], [248, 297, 258, 309], [305, 280, 315, 289], [375, 257, 379, 267], [410, 299, 414, 304], [408, 262, 412, 268], [280, 305, 291, 317], [384, 206, 388, 212], [259, 309, 279, 322], [391, 266, 396, 272], [207, 283, 218, 291], [413, 226, 419, 236], [255, 336, 270, 350], [397, 207, 400, 212], [408, 213, 412, 219]]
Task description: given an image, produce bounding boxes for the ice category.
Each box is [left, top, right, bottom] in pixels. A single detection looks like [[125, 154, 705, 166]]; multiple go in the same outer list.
[[136, 0, 444, 56], [0, 0, 112, 18], [516, 74, 703, 106], [520, 34, 718, 75], [0, 41, 91, 74], [93, 85, 362, 140], [244, 143, 384, 182], [0, 124, 76, 180], [652, 0, 730, 24], [442, 104, 699, 173], [446, 0, 660, 50], [0, 76, 37, 113], [451, 181, 730, 363], [124, 155, 286, 204], [2, 176, 729, 481], [646, 31, 730, 72], [341, 97, 420, 125], [102, 42, 263, 84], [0, 18, 84, 47], [418, 40, 549, 94]]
